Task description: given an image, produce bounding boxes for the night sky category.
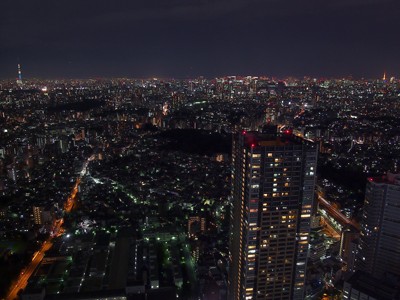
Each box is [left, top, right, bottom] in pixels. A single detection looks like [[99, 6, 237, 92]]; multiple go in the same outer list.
[[1, 0, 400, 79]]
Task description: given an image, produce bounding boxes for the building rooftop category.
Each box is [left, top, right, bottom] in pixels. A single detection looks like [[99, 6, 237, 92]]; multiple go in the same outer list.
[[346, 271, 400, 300], [368, 172, 400, 185], [242, 126, 315, 149]]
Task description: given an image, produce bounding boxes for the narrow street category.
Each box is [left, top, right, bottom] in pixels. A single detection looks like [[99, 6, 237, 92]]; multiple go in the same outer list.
[[5, 156, 93, 300]]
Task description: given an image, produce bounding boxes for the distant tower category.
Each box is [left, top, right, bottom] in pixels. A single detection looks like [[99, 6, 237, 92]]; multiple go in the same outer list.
[[382, 71, 386, 82], [17, 64, 23, 85]]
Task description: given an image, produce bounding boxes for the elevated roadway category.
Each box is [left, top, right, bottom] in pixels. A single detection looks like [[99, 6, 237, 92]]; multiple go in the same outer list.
[[317, 194, 360, 232]]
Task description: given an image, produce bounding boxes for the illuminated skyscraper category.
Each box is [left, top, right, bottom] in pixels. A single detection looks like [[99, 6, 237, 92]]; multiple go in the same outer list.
[[228, 127, 317, 300], [355, 173, 400, 279], [33, 206, 43, 225]]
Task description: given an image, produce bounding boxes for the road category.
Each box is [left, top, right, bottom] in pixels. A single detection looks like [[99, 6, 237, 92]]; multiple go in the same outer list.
[[5, 156, 93, 300], [64, 178, 80, 213], [317, 195, 359, 230], [320, 217, 341, 239], [6, 241, 53, 300], [64, 155, 93, 213]]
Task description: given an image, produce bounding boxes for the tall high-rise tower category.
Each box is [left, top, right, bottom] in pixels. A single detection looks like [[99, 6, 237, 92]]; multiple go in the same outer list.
[[17, 64, 23, 85], [355, 173, 400, 279], [228, 127, 317, 300]]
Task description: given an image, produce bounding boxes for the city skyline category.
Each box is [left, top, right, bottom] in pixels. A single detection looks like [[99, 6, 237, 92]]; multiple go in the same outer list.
[[2, 63, 395, 82], [2, 71, 398, 81], [1, 0, 400, 79]]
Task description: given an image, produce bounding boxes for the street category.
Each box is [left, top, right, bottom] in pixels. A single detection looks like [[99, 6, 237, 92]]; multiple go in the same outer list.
[[318, 195, 359, 230], [5, 156, 92, 300]]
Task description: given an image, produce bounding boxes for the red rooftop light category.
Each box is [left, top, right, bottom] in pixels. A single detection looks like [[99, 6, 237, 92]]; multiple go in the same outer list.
[[242, 130, 247, 135], [251, 143, 255, 148], [284, 129, 292, 135]]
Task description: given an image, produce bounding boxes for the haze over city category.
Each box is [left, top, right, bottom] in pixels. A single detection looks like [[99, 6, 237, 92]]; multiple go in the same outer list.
[[1, 0, 400, 79]]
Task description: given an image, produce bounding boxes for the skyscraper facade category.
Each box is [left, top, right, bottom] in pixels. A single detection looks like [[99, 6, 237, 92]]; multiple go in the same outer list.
[[228, 127, 317, 300], [355, 173, 400, 279]]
